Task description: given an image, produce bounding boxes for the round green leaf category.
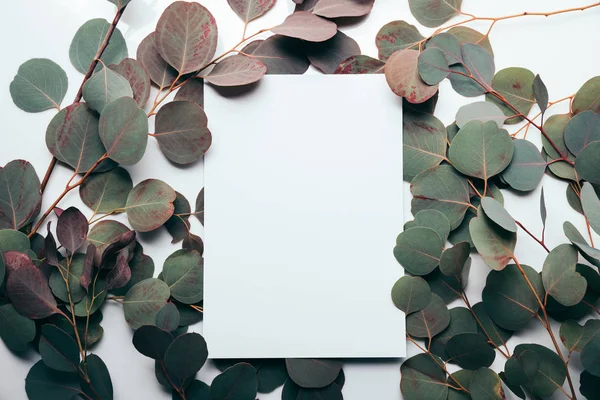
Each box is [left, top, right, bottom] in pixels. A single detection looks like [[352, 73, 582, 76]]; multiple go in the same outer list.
[[471, 302, 512, 348], [123, 278, 170, 329], [485, 67, 535, 124], [391, 276, 431, 313], [334, 55, 385, 74], [469, 368, 504, 400], [69, 18, 128, 74], [455, 101, 506, 128], [407, 293, 450, 338], [173, 379, 210, 400], [79, 167, 133, 214], [439, 242, 470, 277], [156, 302, 180, 332], [501, 139, 546, 191], [541, 113, 576, 180], [403, 111, 447, 181], [480, 197, 517, 233], [154, 101, 212, 165], [0, 160, 42, 230], [98, 97, 148, 165], [411, 165, 471, 230], [542, 244, 586, 306], [210, 363, 258, 400], [10, 58, 67, 112], [81, 354, 113, 400], [564, 110, 600, 157], [447, 370, 474, 400], [0, 304, 36, 352], [0, 229, 30, 253], [285, 359, 342, 389], [482, 264, 544, 330], [563, 221, 600, 268], [49, 254, 87, 303], [156, 1, 218, 74], [449, 44, 494, 97], [573, 76, 600, 114], [26, 360, 81, 400], [385, 49, 439, 104], [39, 324, 80, 372], [254, 359, 288, 393], [137, 33, 179, 88], [447, 27, 493, 56], [508, 344, 567, 398], [6, 262, 59, 319], [163, 249, 203, 304], [132, 325, 174, 359], [408, 0, 462, 28], [581, 182, 600, 235], [576, 141, 600, 185], [394, 227, 443, 276], [425, 267, 467, 304], [405, 209, 451, 243], [281, 380, 343, 400], [469, 206, 516, 270], [125, 179, 176, 232], [109, 58, 152, 107], [448, 120, 514, 180], [429, 307, 477, 360], [400, 354, 447, 400], [560, 319, 600, 353], [418, 47, 449, 85], [164, 333, 209, 382], [425, 33, 461, 65], [82, 66, 133, 113], [375, 20, 424, 61], [447, 333, 495, 369]]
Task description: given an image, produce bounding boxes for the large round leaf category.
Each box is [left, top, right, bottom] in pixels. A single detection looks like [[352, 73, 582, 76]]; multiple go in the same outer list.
[[164, 333, 209, 382], [447, 27, 493, 56], [210, 363, 258, 400], [582, 334, 600, 377], [132, 325, 174, 359], [472, 302, 512, 348], [156, 302, 180, 332], [410, 165, 471, 230], [0, 160, 41, 230], [163, 249, 203, 304], [501, 139, 546, 191], [482, 264, 544, 330], [428, 307, 477, 360], [449, 120, 514, 181], [109, 58, 152, 107], [425, 33, 461, 65], [408, 0, 462, 28], [81, 354, 113, 400], [39, 324, 80, 372], [154, 101, 212, 165], [0, 304, 36, 352], [447, 333, 495, 369], [56, 207, 88, 254], [542, 244, 586, 306], [156, 1, 218, 74], [244, 35, 310, 75], [485, 67, 535, 124], [394, 227, 443, 276], [79, 167, 132, 214], [469, 368, 504, 400], [205, 55, 266, 86], [25, 360, 81, 400], [271, 12, 337, 42], [506, 344, 566, 398], [304, 30, 360, 74], [576, 141, 600, 185], [564, 110, 600, 156], [403, 111, 447, 181], [404, 209, 451, 243], [10, 58, 67, 112], [125, 179, 176, 232], [573, 76, 600, 114], [385, 49, 438, 104], [449, 44, 494, 97], [407, 294, 450, 338], [173, 380, 210, 400], [285, 359, 342, 389], [99, 96, 148, 165], [46, 103, 114, 173], [390, 276, 431, 314], [439, 242, 470, 276], [123, 278, 170, 329], [400, 354, 447, 400], [82, 66, 133, 113], [6, 262, 59, 319], [227, 0, 276, 23], [375, 20, 424, 61], [560, 319, 600, 353], [69, 18, 128, 74], [0, 229, 30, 253], [417, 47, 449, 85], [137, 33, 179, 88]]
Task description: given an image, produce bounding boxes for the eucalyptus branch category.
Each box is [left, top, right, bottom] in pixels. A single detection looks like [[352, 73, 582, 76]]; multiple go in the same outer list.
[[513, 95, 574, 139], [515, 221, 550, 253], [40, 5, 128, 194]]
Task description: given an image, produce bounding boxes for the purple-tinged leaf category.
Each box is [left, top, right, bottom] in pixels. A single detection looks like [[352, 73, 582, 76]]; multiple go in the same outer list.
[[385, 49, 438, 104], [53, 207, 64, 218], [304, 30, 360, 74], [100, 230, 136, 265], [154, 101, 212, 165], [227, 0, 276, 23], [44, 222, 59, 267], [244, 35, 310, 75], [137, 33, 179, 88], [106, 249, 131, 290], [313, 0, 374, 18], [6, 262, 60, 319], [205, 55, 266, 86], [156, 1, 218, 74], [81, 244, 95, 291], [56, 207, 88, 253], [125, 179, 176, 232], [174, 78, 204, 107], [123, 278, 170, 329], [109, 58, 152, 108], [182, 233, 204, 256], [335, 55, 385, 74], [271, 12, 337, 43], [79, 167, 133, 214], [88, 220, 130, 265], [0, 160, 42, 230], [3, 251, 34, 276]]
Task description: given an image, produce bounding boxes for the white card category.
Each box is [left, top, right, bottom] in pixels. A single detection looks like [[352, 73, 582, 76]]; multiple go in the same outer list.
[[203, 75, 405, 358]]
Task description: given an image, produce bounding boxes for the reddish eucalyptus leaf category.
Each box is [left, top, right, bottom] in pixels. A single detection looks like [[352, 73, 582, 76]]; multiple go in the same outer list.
[[174, 78, 204, 107], [385, 49, 438, 103], [53, 207, 64, 218], [125, 179, 176, 232], [88, 220, 130, 265], [7, 262, 60, 319], [56, 207, 88, 253], [304, 30, 360, 74], [313, 0, 374, 18], [271, 12, 337, 43], [100, 230, 136, 266], [137, 33, 179, 88], [205, 55, 266, 86], [44, 222, 59, 267], [0, 160, 41, 230], [108, 58, 152, 107], [106, 249, 131, 290], [244, 36, 310, 75], [80, 244, 95, 291], [156, 1, 218, 74], [335, 55, 385, 74], [227, 0, 276, 23], [2, 251, 33, 276], [154, 101, 212, 165]]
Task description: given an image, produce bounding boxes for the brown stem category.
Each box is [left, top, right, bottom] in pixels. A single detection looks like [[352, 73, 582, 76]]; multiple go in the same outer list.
[[39, 6, 128, 194], [515, 221, 550, 253], [159, 360, 187, 399]]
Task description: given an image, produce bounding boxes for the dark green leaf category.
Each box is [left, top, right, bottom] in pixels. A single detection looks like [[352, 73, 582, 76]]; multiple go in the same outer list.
[[429, 307, 477, 360], [402, 111, 447, 181], [439, 242, 470, 276], [507, 344, 567, 398], [0, 160, 41, 230], [0, 304, 36, 352], [469, 368, 504, 400], [485, 67, 535, 124], [81, 354, 113, 400], [163, 249, 203, 304], [400, 354, 447, 400], [425, 267, 467, 304], [25, 360, 81, 400], [281, 380, 343, 400], [580, 371, 600, 400], [132, 325, 174, 359], [447, 333, 495, 369], [164, 333, 209, 382], [560, 319, 600, 352], [407, 294, 450, 338], [182, 233, 204, 256], [156, 302, 181, 332], [10, 58, 67, 112], [209, 363, 258, 400], [0, 229, 30, 253], [582, 334, 600, 377], [79, 167, 132, 214], [123, 278, 170, 329], [447, 370, 473, 400], [542, 244, 586, 306], [472, 302, 512, 348], [255, 359, 288, 393], [285, 359, 342, 389], [69, 18, 127, 74], [49, 254, 87, 303], [499, 371, 525, 400], [501, 139, 546, 191], [375, 20, 424, 61], [390, 276, 431, 313], [74, 278, 107, 317], [394, 227, 443, 276], [39, 324, 80, 372], [564, 110, 600, 156], [173, 379, 210, 400]]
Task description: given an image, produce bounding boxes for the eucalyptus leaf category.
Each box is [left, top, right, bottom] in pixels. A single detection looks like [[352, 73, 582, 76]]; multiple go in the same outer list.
[[165, 192, 191, 243], [156, 302, 180, 332], [472, 302, 512, 348], [404, 209, 451, 242], [81, 354, 113, 400], [164, 333, 209, 382], [501, 139, 546, 192], [313, 0, 374, 18], [123, 278, 170, 329], [400, 354, 447, 400], [49, 254, 87, 303], [507, 344, 566, 398], [0, 229, 30, 253], [559, 319, 600, 352], [227, 0, 276, 23], [385, 49, 439, 104], [79, 167, 132, 214], [243, 35, 310, 75], [563, 221, 600, 267], [375, 20, 424, 61], [108, 58, 152, 107], [580, 371, 600, 400], [132, 325, 174, 359], [449, 44, 494, 97], [447, 27, 493, 56], [6, 262, 60, 319], [173, 380, 210, 400], [403, 111, 447, 181], [408, 0, 462, 28], [439, 242, 470, 277], [88, 220, 130, 265], [69, 18, 127, 74], [39, 324, 80, 372], [469, 206, 516, 270], [455, 101, 506, 128], [572, 76, 600, 114], [425, 33, 461, 65], [82, 66, 133, 113], [163, 249, 203, 304], [281, 380, 343, 400], [469, 368, 504, 400], [10, 58, 68, 112], [25, 360, 81, 400], [334, 55, 385, 74], [137, 33, 179, 88], [406, 294, 450, 338], [480, 197, 516, 233], [125, 179, 176, 232], [390, 276, 431, 314], [576, 141, 600, 185], [564, 110, 600, 156], [394, 227, 443, 276], [485, 67, 535, 124], [304, 30, 361, 74], [581, 183, 600, 235], [0, 304, 36, 352], [271, 12, 337, 42], [533, 74, 549, 113], [447, 333, 495, 369], [417, 47, 449, 85], [0, 160, 42, 230], [542, 244, 586, 306], [429, 307, 477, 360], [205, 55, 266, 86], [210, 363, 258, 400], [56, 207, 88, 253], [174, 78, 204, 107]]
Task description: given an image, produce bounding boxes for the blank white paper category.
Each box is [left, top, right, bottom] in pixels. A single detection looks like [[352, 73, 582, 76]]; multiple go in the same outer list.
[[203, 75, 405, 358]]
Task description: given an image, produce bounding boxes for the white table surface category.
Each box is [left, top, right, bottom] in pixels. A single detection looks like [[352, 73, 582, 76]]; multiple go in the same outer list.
[[1, 0, 599, 399]]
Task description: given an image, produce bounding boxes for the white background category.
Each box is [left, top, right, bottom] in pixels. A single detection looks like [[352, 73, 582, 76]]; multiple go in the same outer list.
[[1, 0, 600, 399]]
